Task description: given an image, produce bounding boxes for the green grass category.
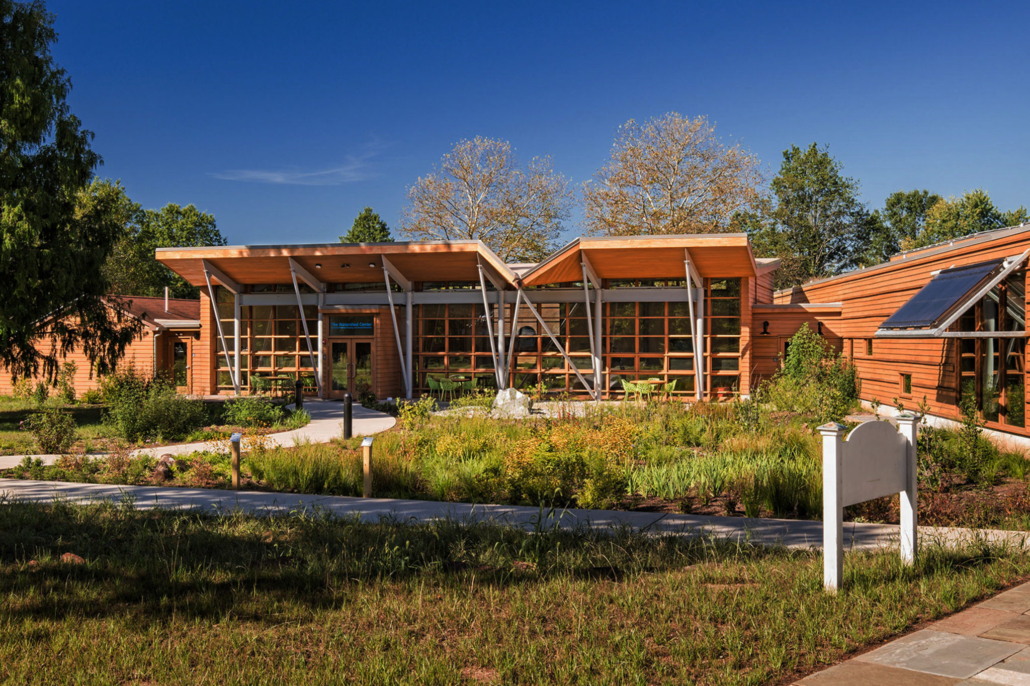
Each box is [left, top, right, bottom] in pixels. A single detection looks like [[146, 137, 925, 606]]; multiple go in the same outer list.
[[0, 403, 118, 455], [0, 500, 1027, 685]]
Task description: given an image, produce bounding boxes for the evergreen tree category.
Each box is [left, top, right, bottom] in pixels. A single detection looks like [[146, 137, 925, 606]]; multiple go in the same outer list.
[[341, 207, 393, 243]]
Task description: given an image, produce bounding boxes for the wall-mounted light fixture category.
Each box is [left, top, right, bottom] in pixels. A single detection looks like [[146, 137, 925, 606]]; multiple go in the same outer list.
[[761, 321, 770, 335], [818, 322, 824, 335]]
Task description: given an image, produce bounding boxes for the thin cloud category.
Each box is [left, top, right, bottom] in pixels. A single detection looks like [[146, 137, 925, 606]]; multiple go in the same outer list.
[[213, 143, 385, 186]]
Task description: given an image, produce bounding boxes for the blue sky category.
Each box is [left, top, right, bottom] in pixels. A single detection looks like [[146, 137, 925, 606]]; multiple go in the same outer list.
[[48, 0, 1030, 246]]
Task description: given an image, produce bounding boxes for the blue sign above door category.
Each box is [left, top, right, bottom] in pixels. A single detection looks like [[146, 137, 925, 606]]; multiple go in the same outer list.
[[328, 315, 375, 336]]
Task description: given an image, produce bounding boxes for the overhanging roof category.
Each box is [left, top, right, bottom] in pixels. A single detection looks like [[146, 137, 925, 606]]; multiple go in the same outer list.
[[517, 234, 760, 287], [156, 241, 518, 289]]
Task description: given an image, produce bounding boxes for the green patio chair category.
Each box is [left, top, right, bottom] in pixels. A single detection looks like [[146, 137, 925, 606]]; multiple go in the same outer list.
[[439, 378, 460, 404], [427, 376, 442, 400], [661, 381, 677, 401], [462, 376, 478, 393], [620, 379, 641, 404]]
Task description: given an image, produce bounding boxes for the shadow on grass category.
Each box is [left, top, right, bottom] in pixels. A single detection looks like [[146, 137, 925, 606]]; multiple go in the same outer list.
[[0, 497, 775, 623]]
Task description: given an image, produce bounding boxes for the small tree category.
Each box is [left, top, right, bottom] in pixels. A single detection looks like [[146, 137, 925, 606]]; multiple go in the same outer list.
[[340, 207, 393, 243], [766, 324, 858, 422]]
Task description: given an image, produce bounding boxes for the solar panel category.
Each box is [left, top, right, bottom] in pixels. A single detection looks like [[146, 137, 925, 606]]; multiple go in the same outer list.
[[879, 259, 1004, 330]]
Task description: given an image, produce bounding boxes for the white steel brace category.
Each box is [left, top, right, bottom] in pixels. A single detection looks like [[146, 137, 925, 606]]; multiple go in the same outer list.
[[516, 286, 594, 394], [477, 258, 503, 388], [382, 265, 411, 399], [202, 261, 240, 396]]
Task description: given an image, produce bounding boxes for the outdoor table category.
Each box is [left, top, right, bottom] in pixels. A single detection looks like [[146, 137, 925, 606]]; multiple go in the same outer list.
[[265, 376, 293, 397]]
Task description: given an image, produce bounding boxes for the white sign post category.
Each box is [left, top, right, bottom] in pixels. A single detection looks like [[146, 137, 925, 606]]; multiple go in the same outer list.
[[819, 413, 919, 592]]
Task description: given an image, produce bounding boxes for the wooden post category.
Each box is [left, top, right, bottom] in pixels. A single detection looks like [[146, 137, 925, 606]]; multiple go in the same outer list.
[[230, 432, 242, 490], [361, 436, 373, 498], [819, 422, 846, 592], [897, 412, 920, 566]]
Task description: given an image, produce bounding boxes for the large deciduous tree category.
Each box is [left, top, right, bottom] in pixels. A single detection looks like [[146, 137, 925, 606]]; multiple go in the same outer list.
[[340, 206, 393, 243], [749, 144, 868, 289], [861, 189, 943, 265], [1, 0, 140, 381], [400, 136, 572, 262], [105, 202, 225, 299], [583, 113, 763, 237], [902, 189, 1028, 251]]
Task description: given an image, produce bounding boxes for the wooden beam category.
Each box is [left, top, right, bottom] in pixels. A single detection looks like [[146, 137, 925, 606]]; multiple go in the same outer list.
[[288, 257, 326, 293], [381, 255, 412, 292], [201, 259, 240, 294]]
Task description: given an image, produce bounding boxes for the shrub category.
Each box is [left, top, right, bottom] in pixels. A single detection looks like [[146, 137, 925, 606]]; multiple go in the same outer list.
[[23, 406, 77, 454], [104, 368, 208, 442], [398, 395, 437, 427], [32, 381, 49, 406], [57, 361, 77, 403], [223, 397, 284, 428], [764, 324, 858, 423], [79, 388, 104, 405], [12, 377, 33, 399]]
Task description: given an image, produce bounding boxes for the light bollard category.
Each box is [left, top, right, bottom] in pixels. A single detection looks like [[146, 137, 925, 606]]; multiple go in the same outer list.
[[343, 393, 353, 439], [361, 436, 374, 498], [230, 432, 242, 490], [294, 379, 304, 411]]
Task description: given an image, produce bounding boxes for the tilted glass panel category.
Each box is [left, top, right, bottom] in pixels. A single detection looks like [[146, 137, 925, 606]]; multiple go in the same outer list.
[[880, 259, 1003, 330]]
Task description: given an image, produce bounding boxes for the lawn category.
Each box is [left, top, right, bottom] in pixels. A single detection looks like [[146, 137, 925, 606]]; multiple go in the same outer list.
[[0, 399, 120, 455], [0, 500, 1027, 685]]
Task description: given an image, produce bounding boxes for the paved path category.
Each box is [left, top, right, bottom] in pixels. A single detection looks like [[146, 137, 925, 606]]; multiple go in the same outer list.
[[797, 580, 1030, 684], [0, 399, 396, 469], [2, 478, 1028, 553]]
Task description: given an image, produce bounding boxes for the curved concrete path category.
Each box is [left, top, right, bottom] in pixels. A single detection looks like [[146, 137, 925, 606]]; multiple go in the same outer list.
[[1, 478, 1027, 553], [0, 399, 395, 469]]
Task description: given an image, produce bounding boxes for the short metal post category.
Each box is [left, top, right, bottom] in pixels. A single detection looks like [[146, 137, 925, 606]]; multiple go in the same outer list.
[[343, 393, 353, 439], [230, 432, 242, 490], [361, 436, 373, 498], [295, 379, 304, 411], [819, 422, 846, 592]]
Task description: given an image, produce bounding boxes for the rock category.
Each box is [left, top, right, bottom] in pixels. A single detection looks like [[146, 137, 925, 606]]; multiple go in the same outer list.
[[60, 553, 85, 565], [491, 388, 533, 419], [158, 454, 177, 469], [152, 463, 172, 483]]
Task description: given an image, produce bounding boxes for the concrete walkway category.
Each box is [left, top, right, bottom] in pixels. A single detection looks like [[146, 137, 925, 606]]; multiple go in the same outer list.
[[798, 580, 1030, 684], [0, 399, 396, 469], [2, 478, 1028, 553]]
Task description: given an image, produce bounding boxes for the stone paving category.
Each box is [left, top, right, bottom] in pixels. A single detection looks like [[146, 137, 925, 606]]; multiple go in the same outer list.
[[797, 581, 1030, 684]]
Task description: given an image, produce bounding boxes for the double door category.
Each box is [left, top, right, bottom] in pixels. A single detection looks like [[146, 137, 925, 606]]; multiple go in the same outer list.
[[329, 338, 373, 398]]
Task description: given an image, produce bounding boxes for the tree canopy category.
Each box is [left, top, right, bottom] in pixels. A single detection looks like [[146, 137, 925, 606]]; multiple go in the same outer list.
[[104, 200, 225, 299], [861, 189, 942, 265], [1, 0, 140, 381], [400, 136, 572, 262], [340, 207, 393, 243], [584, 113, 763, 236], [900, 189, 1028, 252], [749, 144, 868, 289]]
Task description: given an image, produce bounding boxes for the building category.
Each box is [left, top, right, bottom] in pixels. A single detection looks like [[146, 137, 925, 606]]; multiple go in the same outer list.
[[0, 296, 201, 397], [154, 235, 771, 402], [10, 227, 1027, 438]]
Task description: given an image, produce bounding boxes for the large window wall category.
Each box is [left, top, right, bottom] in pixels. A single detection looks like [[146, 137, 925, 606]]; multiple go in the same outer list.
[[416, 303, 500, 393], [956, 269, 1026, 428], [214, 287, 319, 392], [603, 301, 695, 396], [706, 278, 743, 396]]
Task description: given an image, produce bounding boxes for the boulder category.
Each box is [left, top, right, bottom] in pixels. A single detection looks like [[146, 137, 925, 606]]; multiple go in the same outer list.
[[491, 388, 533, 419], [158, 454, 177, 469], [60, 553, 85, 565], [152, 463, 172, 483]]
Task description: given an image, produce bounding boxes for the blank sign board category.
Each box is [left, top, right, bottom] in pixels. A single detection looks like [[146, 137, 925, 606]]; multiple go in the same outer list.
[[841, 421, 909, 507]]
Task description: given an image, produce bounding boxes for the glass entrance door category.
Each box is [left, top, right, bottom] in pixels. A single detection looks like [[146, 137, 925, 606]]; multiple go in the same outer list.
[[172, 337, 191, 393], [329, 339, 374, 398]]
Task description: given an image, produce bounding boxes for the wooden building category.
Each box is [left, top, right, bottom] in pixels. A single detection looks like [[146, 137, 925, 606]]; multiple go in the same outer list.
[[0, 297, 201, 397]]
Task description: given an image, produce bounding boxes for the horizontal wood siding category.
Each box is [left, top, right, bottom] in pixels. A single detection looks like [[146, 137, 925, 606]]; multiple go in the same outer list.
[[775, 229, 1030, 433]]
